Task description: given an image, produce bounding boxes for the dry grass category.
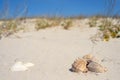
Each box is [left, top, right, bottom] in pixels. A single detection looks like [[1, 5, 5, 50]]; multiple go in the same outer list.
[[61, 19, 73, 30], [35, 18, 73, 30], [90, 18, 120, 42], [35, 19, 51, 30], [0, 21, 18, 37], [88, 16, 98, 27]]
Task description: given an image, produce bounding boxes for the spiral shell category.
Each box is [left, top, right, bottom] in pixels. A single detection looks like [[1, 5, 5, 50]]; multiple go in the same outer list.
[[70, 58, 88, 73]]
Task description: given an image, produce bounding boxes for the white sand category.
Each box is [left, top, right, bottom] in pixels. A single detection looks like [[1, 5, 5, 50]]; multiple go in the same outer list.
[[0, 22, 120, 80]]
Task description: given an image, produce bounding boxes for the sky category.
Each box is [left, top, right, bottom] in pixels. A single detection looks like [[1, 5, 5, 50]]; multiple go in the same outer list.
[[0, 0, 120, 18]]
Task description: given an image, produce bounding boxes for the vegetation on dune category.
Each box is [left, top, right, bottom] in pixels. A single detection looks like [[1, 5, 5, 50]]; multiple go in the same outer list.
[[88, 16, 98, 27], [89, 0, 120, 42], [35, 19, 51, 30], [35, 17, 73, 30], [61, 19, 73, 30], [89, 17, 120, 42], [99, 19, 120, 41], [0, 21, 18, 37]]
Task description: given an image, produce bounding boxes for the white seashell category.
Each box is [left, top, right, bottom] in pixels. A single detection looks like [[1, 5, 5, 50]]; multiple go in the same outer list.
[[11, 61, 28, 71], [10, 61, 34, 72]]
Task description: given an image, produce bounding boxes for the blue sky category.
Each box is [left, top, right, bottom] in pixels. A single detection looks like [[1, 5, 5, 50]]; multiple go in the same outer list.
[[0, 0, 120, 18]]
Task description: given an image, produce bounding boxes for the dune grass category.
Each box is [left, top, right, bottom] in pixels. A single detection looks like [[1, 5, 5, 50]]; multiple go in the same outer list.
[[0, 21, 17, 37], [35, 18, 73, 30], [35, 19, 51, 30]]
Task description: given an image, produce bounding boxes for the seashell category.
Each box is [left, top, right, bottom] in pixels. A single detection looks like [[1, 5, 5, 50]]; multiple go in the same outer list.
[[10, 61, 34, 72], [83, 54, 93, 60], [83, 54, 99, 63], [87, 61, 107, 73], [70, 58, 88, 73], [10, 61, 28, 71]]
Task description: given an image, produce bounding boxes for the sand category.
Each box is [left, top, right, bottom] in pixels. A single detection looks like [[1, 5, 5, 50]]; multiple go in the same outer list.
[[0, 22, 120, 80]]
